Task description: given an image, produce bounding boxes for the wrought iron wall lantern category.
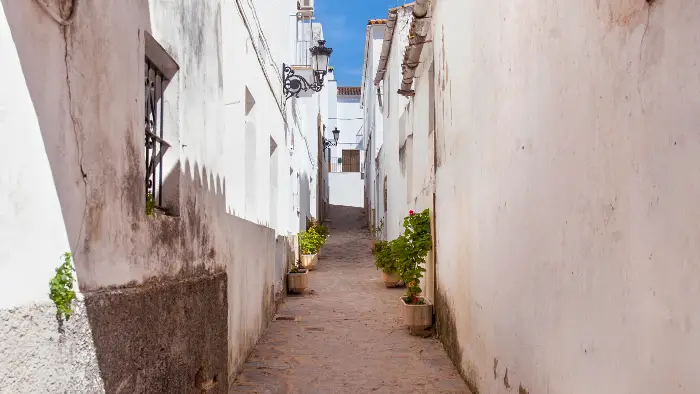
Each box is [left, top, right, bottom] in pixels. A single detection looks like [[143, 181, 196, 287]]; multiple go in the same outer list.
[[323, 127, 340, 149], [283, 40, 333, 101]]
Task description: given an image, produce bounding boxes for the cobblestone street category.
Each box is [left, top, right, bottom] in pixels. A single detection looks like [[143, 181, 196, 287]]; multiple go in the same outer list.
[[232, 205, 470, 394]]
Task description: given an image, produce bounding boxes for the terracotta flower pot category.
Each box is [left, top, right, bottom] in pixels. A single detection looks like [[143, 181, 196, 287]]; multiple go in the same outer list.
[[287, 269, 309, 294], [400, 297, 433, 332], [381, 271, 401, 288], [300, 254, 318, 270]]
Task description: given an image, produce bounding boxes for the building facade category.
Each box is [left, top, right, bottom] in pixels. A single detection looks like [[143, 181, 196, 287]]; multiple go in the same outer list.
[[366, 0, 700, 393], [0, 0, 329, 391], [326, 85, 364, 208]]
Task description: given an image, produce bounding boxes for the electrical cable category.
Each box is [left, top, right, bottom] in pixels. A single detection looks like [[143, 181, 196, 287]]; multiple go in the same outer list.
[[235, 0, 316, 169]]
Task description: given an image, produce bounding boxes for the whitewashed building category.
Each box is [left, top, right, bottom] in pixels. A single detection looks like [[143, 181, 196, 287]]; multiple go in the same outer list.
[[369, 0, 700, 393], [325, 83, 364, 208], [0, 0, 331, 391], [360, 18, 392, 235], [361, 6, 413, 239]]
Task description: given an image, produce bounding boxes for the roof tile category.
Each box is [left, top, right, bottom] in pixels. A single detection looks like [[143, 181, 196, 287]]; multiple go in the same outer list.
[[337, 86, 361, 96]]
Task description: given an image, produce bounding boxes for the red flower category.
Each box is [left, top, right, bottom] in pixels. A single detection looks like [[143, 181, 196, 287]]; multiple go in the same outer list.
[[409, 210, 414, 216]]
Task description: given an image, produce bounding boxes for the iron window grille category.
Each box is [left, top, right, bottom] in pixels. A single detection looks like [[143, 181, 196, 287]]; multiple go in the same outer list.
[[144, 59, 171, 209]]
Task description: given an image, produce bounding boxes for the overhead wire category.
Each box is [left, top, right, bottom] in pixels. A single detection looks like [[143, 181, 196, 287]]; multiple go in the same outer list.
[[235, 0, 315, 168]]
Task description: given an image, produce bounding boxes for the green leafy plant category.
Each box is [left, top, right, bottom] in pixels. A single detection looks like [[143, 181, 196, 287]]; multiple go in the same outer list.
[[146, 192, 156, 216], [394, 209, 432, 305], [289, 261, 307, 274], [299, 229, 324, 255], [373, 240, 399, 274], [49, 252, 77, 321], [311, 224, 329, 240]]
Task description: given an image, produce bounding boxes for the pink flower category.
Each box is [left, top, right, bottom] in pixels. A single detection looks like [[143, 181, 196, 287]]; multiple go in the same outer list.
[[409, 210, 414, 216]]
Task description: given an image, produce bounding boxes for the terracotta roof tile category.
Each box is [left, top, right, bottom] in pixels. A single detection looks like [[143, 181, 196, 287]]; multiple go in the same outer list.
[[337, 86, 361, 96], [368, 19, 387, 25]]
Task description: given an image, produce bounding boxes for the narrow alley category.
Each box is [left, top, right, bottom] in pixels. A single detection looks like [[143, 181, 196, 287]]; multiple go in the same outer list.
[[232, 205, 469, 394], [5, 0, 700, 392]]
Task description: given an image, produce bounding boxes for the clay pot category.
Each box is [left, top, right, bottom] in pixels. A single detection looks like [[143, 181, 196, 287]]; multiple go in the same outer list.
[[381, 271, 401, 288], [400, 297, 433, 332], [287, 270, 309, 294], [300, 254, 318, 271]]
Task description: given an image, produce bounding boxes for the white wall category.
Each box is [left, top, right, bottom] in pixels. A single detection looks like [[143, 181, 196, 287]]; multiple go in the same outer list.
[[0, 0, 74, 309], [377, 0, 700, 393], [328, 173, 364, 208]]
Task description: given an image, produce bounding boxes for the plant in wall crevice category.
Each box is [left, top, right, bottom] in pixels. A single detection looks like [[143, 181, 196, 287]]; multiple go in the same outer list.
[[146, 192, 156, 216], [49, 252, 77, 321], [369, 218, 385, 240], [394, 209, 432, 305]]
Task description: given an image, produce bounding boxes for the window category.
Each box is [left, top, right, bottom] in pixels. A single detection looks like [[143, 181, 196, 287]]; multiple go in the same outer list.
[[383, 176, 388, 213], [144, 32, 179, 214], [341, 150, 361, 173]]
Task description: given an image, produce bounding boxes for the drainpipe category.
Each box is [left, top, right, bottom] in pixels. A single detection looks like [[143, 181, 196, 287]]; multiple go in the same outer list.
[[413, 0, 430, 18]]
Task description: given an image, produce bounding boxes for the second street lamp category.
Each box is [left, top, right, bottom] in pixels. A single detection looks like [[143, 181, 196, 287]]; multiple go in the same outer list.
[[323, 127, 340, 149]]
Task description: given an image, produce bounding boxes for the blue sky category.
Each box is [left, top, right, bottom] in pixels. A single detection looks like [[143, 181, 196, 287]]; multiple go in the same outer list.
[[314, 0, 409, 87]]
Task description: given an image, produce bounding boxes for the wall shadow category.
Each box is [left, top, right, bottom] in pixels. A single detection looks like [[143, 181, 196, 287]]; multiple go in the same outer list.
[[299, 172, 311, 230]]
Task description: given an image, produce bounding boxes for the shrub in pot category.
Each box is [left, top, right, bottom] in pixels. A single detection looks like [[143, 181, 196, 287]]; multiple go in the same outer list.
[[287, 263, 309, 294], [299, 229, 324, 270], [309, 223, 329, 258], [395, 209, 433, 332], [311, 223, 329, 239], [373, 240, 400, 287]]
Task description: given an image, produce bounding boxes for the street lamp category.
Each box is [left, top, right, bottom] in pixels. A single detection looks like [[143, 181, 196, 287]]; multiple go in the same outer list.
[[283, 40, 334, 101], [323, 127, 340, 149]]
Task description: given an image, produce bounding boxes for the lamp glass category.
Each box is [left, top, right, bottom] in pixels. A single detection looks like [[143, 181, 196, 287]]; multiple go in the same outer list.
[[332, 127, 340, 143]]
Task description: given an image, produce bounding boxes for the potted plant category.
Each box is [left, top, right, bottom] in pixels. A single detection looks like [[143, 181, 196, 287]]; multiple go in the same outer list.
[[311, 222, 329, 239], [287, 262, 309, 294], [373, 240, 401, 287], [299, 229, 323, 270], [309, 222, 329, 258], [395, 209, 433, 332]]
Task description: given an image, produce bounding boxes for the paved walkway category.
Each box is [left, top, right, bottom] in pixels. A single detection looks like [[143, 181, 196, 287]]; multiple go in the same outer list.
[[232, 205, 470, 394]]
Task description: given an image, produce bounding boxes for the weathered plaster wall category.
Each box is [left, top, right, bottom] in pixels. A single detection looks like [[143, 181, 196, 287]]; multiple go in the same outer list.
[[427, 0, 700, 393], [0, 0, 296, 391]]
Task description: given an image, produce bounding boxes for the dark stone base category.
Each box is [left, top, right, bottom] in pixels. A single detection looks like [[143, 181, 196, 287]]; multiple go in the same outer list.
[[84, 272, 228, 394]]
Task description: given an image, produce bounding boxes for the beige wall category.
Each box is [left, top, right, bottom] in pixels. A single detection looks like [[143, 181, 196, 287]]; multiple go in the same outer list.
[[391, 0, 700, 393]]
